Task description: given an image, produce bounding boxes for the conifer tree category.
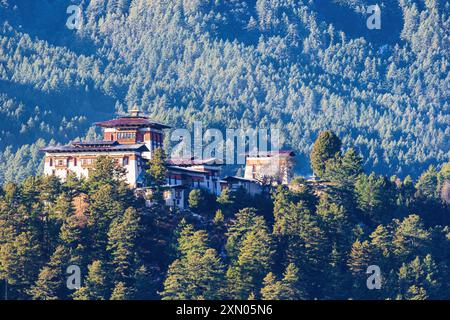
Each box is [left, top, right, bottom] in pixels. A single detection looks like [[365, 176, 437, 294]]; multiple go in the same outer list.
[[347, 239, 372, 299], [272, 186, 292, 236], [217, 187, 236, 217], [279, 263, 303, 300], [228, 220, 274, 299], [73, 260, 110, 300], [310, 131, 342, 178], [369, 225, 393, 266], [392, 215, 430, 260], [88, 156, 127, 192], [161, 228, 225, 300], [0, 231, 44, 299], [260, 272, 282, 300], [146, 148, 167, 205], [110, 282, 131, 300], [415, 165, 439, 200], [107, 207, 141, 284], [355, 172, 396, 224], [29, 245, 69, 300], [225, 208, 264, 260], [324, 148, 363, 190], [397, 255, 442, 300]]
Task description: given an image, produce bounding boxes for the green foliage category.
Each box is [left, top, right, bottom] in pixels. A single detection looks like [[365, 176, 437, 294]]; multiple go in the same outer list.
[[310, 131, 342, 178], [188, 188, 216, 214], [28, 246, 69, 300], [107, 207, 141, 283], [324, 148, 364, 190], [88, 156, 128, 192], [161, 226, 225, 300], [355, 172, 396, 224], [147, 148, 167, 187], [146, 148, 168, 205], [397, 255, 443, 300], [0, 0, 448, 184], [0, 130, 448, 301], [73, 260, 110, 300], [225, 208, 265, 261]]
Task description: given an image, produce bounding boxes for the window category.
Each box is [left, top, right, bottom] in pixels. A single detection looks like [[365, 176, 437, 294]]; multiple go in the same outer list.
[[81, 158, 94, 166], [49, 158, 53, 167], [123, 156, 129, 166], [73, 158, 77, 166], [118, 132, 136, 140]]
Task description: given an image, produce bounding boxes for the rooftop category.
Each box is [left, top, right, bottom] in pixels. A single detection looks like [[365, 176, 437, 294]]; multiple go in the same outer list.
[[94, 116, 171, 129], [243, 150, 296, 157], [222, 176, 259, 183], [167, 157, 224, 166], [42, 141, 149, 153], [167, 165, 211, 175]]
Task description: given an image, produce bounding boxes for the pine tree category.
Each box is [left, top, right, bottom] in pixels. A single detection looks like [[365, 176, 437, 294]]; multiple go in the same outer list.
[[229, 219, 274, 299], [279, 263, 303, 300], [278, 201, 330, 298], [397, 255, 442, 300], [217, 187, 236, 217], [146, 148, 167, 205], [88, 184, 125, 257], [225, 208, 264, 260], [392, 215, 430, 260], [110, 282, 131, 300], [88, 156, 127, 192], [369, 225, 393, 264], [310, 131, 342, 178], [272, 186, 292, 236], [324, 148, 363, 190], [73, 260, 110, 300], [355, 172, 396, 224], [0, 231, 44, 299], [29, 245, 69, 300], [161, 229, 225, 300], [347, 239, 372, 299], [59, 214, 88, 266], [107, 207, 141, 284], [260, 272, 282, 300], [415, 165, 439, 200]]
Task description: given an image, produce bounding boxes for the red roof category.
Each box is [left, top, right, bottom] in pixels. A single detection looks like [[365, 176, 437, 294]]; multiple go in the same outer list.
[[95, 116, 171, 129], [167, 157, 224, 166], [242, 150, 295, 157]]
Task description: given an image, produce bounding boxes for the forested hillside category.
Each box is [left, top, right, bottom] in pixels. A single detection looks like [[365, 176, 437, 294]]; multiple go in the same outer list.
[[0, 0, 449, 183], [1, 134, 449, 300]]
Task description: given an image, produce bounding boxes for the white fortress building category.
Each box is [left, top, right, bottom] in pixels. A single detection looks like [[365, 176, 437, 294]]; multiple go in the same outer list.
[[42, 108, 169, 188], [42, 108, 295, 209]]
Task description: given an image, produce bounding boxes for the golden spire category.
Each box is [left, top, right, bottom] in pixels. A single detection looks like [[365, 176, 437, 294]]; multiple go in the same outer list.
[[129, 105, 141, 117]]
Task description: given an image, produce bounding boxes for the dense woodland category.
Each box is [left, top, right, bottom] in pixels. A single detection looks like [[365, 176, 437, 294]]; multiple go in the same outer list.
[[0, 132, 449, 300], [0, 0, 449, 183]]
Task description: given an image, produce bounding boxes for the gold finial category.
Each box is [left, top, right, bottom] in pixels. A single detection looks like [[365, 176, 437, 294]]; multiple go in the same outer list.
[[129, 105, 141, 117]]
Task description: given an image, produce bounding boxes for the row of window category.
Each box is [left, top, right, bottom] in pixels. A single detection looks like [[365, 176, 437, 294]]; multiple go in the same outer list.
[[49, 157, 131, 167], [108, 131, 163, 143], [117, 132, 136, 140]]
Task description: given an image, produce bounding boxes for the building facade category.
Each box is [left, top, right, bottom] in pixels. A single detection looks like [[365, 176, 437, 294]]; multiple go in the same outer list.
[[42, 108, 170, 188], [42, 110, 295, 210]]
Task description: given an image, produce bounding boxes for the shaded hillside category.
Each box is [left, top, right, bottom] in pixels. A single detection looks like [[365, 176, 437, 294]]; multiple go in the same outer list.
[[0, 0, 448, 182]]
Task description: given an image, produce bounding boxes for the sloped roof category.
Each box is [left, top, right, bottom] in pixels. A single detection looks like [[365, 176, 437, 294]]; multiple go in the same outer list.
[[41, 142, 149, 153], [242, 150, 296, 157], [94, 116, 171, 129], [167, 157, 224, 166], [222, 176, 259, 183]]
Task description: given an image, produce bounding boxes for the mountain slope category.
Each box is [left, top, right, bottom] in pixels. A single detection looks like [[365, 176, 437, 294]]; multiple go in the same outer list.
[[0, 0, 448, 182]]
